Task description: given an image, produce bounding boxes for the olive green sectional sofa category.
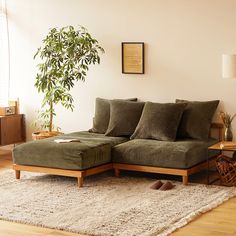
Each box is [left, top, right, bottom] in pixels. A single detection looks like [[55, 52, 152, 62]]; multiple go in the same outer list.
[[13, 98, 222, 187]]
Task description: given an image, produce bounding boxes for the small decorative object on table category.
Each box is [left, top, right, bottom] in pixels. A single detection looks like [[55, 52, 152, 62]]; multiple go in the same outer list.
[[219, 111, 236, 141]]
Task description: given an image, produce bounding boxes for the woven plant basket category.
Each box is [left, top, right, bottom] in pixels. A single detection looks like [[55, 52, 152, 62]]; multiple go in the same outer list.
[[216, 154, 236, 187], [32, 131, 63, 140]]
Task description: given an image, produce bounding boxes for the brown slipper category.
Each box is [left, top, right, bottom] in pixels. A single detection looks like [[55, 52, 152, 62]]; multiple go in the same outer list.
[[150, 180, 163, 189], [159, 181, 175, 191]]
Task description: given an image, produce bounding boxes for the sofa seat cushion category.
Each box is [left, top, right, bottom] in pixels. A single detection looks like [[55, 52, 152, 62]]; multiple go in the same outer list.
[[112, 138, 219, 169], [13, 131, 128, 170]]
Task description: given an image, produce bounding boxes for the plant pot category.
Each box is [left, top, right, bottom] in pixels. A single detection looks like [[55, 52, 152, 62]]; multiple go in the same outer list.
[[32, 131, 63, 140]]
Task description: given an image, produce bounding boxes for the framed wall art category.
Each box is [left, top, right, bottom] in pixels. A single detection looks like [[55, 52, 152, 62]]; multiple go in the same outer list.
[[122, 42, 144, 74]]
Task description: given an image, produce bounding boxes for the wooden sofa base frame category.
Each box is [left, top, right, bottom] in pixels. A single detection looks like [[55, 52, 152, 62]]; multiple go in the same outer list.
[[13, 156, 216, 187], [113, 156, 217, 185], [13, 163, 113, 188]]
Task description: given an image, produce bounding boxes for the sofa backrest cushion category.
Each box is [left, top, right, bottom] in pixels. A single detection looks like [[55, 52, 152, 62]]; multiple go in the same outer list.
[[90, 97, 137, 134], [176, 99, 220, 140], [105, 100, 144, 137], [131, 102, 187, 141]]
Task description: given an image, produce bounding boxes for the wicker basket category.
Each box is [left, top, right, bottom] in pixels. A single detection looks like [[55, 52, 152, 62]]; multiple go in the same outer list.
[[32, 131, 63, 140], [216, 154, 236, 187]]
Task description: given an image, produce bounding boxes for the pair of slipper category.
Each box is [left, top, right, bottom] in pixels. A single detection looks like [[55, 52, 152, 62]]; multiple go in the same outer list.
[[150, 180, 175, 190]]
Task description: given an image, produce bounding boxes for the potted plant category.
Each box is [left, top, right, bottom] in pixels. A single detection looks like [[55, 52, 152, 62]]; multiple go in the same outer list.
[[32, 25, 104, 140]]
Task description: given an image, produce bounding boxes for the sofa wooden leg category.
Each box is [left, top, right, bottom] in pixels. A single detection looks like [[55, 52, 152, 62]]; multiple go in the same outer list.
[[182, 176, 188, 185], [77, 177, 83, 188], [114, 168, 120, 177], [15, 170, 20, 179]]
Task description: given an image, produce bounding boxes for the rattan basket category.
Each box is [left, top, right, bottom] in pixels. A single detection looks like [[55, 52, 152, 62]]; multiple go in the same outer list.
[[216, 155, 236, 187], [32, 131, 63, 140]]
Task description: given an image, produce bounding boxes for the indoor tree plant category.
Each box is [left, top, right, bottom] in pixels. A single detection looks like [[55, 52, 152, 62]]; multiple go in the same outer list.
[[32, 25, 104, 139]]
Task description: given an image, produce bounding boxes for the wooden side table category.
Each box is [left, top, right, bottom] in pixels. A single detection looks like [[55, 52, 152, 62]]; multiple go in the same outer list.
[[208, 141, 236, 184], [0, 114, 25, 146]]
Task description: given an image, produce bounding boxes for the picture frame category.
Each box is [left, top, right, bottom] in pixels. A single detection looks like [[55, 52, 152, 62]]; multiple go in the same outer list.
[[122, 42, 144, 74]]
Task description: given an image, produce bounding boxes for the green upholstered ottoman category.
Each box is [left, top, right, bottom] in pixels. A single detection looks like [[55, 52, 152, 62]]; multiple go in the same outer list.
[[13, 131, 128, 187]]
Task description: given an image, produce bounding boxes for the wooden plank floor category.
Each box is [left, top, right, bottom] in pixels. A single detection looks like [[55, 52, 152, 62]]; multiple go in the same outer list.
[[1, 146, 236, 236]]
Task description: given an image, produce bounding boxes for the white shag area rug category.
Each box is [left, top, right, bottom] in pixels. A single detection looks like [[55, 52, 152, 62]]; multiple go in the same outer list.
[[0, 171, 236, 236]]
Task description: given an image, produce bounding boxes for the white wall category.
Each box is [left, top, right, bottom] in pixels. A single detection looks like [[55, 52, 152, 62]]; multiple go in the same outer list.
[[6, 0, 236, 139]]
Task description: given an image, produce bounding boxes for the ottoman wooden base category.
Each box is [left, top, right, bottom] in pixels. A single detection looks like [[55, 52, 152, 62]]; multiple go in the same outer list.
[[13, 163, 113, 188]]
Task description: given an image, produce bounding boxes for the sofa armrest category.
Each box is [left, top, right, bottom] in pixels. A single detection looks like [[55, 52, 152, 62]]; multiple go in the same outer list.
[[210, 122, 224, 141]]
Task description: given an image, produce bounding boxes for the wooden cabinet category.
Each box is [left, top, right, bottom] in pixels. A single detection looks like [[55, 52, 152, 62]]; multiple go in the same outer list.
[[0, 114, 25, 146]]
